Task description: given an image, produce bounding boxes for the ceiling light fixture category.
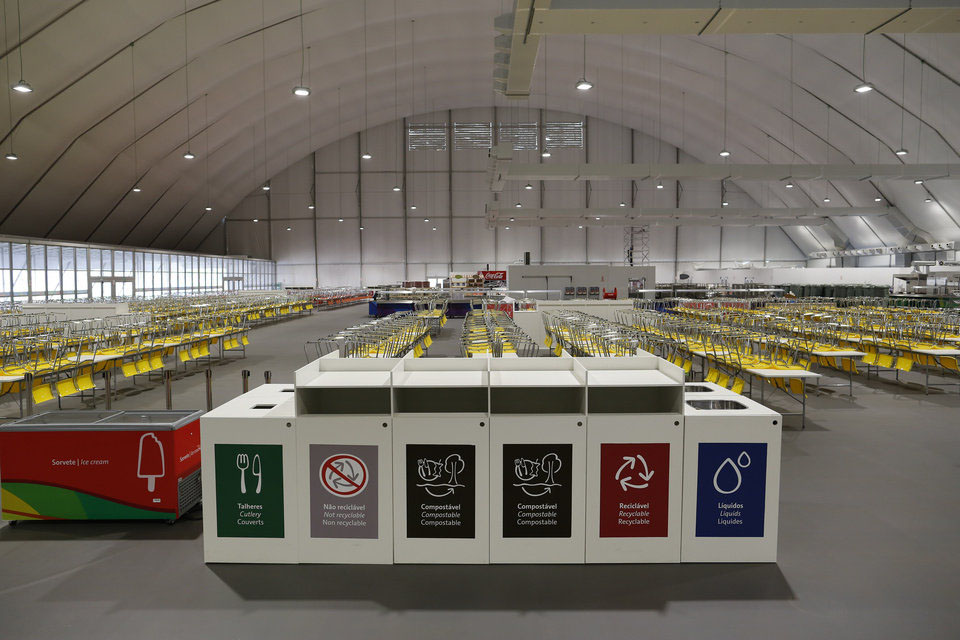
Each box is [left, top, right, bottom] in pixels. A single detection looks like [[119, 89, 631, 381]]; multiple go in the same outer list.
[[361, 151, 372, 160], [578, 225, 583, 229], [924, 197, 932, 203], [895, 148, 908, 156], [293, 86, 310, 97], [575, 35, 592, 91], [854, 35, 872, 94], [656, 181, 664, 189], [132, 186, 141, 192], [619, 202, 626, 207], [392, 185, 401, 191], [11, 80, 31, 93], [205, 206, 212, 211], [286, 226, 292, 231], [541, 151, 551, 158], [722, 201, 729, 207], [262, 184, 270, 191], [720, 39, 730, 159], [338, 217, 343, 222], [308, 204, 315, 209], [504, 226, 510, 230], [183, 151, 195, 160], [509, 217, 515, 222], [5, 152, 18, 160], [515, 203, 522, 208], [524, 183, 533, 190], [823, 197, 831, 203], [874, 197, 882, 202], [719, 149, 730, 158], [914, 179, 924, 185], [785, 181, 794, 189], [432, 226, 437, 231], [410, 205, 417, 210], [424, 218, 429, 222], [253, 218, 259, 222], [10, 2, 30, 92]]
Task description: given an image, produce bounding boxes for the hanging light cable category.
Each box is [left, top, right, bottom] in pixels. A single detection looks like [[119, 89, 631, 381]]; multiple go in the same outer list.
[[408, 19, 416, 210], [260, 0, 269, 189], [575, 35, 592, 91], [129, 44, 141, 189], [895, 35, 908, 156], [10, 0, 31, 93], [392, 0, 400, 191], [307, 46, 315, 210], [719, 38, 730, 158], [182, 0, 194, 160], [204, 93, 211, 211], [293, 0, 310, 96], [3, 0, 19, 158], [360, 0, 372, 159], [854, 34, 873, 93]]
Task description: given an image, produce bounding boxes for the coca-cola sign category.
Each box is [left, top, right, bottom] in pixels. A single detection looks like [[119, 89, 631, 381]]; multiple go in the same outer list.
[[480, 270, 506, 282]]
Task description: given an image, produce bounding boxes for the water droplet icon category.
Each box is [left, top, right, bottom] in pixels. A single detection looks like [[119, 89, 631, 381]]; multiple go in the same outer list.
[[713, 457, 743, 494], [737, 451, 751, 468]]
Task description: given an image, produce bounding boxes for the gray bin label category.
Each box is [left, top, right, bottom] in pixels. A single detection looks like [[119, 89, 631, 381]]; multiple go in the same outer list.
[[310, 444, 378, 539]]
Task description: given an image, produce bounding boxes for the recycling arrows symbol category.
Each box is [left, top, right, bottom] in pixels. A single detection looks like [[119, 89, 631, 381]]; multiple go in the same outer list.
[[330, 460, 360, 487], [615, 454, 654, 491]]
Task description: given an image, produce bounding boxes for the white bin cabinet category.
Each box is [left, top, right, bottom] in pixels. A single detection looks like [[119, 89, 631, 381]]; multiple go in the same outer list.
[[294, 357, 397, 564], [391, 359, 490, 564], [201, 385, 299, 563], [583, 358, 685, 563], [681, 395, 782, 563], [489, 358, 587, 564]]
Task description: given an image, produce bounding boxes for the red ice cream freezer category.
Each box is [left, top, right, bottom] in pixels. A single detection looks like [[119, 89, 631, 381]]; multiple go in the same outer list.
[[0, 410, 203, 522]]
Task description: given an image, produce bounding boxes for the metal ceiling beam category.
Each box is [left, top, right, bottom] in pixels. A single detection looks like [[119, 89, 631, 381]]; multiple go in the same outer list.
[[495, 0, 960, 97], [491, 216, 828, 228], [487, 205, 895, 220], [488, 144, 960, 190]]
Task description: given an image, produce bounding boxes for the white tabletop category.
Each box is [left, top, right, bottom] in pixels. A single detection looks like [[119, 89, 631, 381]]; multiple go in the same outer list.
[[745, 368, 822, 379]]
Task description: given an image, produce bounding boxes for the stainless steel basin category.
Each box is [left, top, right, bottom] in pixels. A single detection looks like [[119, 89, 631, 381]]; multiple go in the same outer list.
[[684, 385, 717, 393]]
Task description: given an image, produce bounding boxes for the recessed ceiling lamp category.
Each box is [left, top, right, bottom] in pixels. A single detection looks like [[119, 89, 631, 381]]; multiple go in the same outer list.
[[541, 151, 552, 158], [5, 152, 18, 160], [575, 35, 593, 91], [183, 151, 195, 160], [524, 183, 533, 190], [262, 184, 270, 191]]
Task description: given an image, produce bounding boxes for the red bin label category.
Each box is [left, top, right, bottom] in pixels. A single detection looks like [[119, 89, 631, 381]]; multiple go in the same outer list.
[[599, 443, 670, 538]]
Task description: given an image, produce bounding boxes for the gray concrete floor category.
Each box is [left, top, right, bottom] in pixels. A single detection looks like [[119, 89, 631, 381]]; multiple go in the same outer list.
[[1, 305, 959, 639]]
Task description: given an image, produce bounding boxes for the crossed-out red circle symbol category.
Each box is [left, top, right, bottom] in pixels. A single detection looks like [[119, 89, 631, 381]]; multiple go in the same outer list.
[[320, 454, 368, 497]]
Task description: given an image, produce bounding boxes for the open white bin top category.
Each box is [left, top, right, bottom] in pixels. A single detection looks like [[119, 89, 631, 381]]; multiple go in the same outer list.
[[204, 389, 296, 419], [392, 357, 488, 387], [295, 355, 401, 387], [683, 394, 780, 418], [488, 356, 586, 387], [580, 355, 684, 386]]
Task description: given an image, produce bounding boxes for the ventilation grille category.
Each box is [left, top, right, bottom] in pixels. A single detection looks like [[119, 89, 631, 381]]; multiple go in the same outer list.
[[544, 121, 583, 149], [497, 122, 539, 150], [407, 123, 448, 150], [454, 122, 494, 149], [177, 468, 202, 516]]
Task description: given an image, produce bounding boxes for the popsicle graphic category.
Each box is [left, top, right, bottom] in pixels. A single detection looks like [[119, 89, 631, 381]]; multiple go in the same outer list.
[[137, 432, 165, 492]]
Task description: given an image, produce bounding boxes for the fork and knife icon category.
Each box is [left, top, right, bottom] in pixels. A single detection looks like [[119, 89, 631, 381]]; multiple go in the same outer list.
[[236, 453, 262, 494]]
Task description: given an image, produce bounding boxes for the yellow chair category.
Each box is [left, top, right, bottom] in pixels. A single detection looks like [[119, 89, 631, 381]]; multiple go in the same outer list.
[[56, 378, 80, 397], [840, 358, 859, 375], [75, 374, 96, 391], [198, 343, 210, 357], [682, 360, 693, 375], [32, 383, 55, 405], [241, 335, 249, 346], [121, 362, 139, 378], [424, 335, 433, 348], [413, 344, 423, 358], [941, 357, 959, 373], [545, 335, 553, 347], [877, 354, 895, 369], [189, 346, 201, 359], [789, 378, 806, 396], [149, 355, 164, 371], [861, 353, 878, 366], [730, 378, 745, 394], [135, 358, 151, 374], [716, 373, 730, 388], [179, 349, 193, 363], [705, 368, 720, 383], [895, 356, 913, 373]]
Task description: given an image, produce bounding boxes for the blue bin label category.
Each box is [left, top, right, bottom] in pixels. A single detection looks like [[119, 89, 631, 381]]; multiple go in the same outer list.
[[695, 443, 767, 538]]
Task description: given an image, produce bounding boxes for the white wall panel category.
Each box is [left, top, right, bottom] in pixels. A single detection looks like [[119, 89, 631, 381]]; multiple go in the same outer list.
[[452, 218, 495, 263], [543, 227, 586, 264], [361, 218, 404, 264], [317, 219, 360, 265]]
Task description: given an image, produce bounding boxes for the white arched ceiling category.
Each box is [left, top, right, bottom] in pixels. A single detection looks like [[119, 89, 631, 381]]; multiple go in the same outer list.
[[1, 0, 959, 256]]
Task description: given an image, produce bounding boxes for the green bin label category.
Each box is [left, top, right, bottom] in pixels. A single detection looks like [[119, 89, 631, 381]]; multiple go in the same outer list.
[[215, 444, 284, 538]]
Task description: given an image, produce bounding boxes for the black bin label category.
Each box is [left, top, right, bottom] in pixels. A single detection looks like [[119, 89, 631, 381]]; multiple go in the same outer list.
[[502, 443, 572, 538], [405, 444, 475, 539]]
